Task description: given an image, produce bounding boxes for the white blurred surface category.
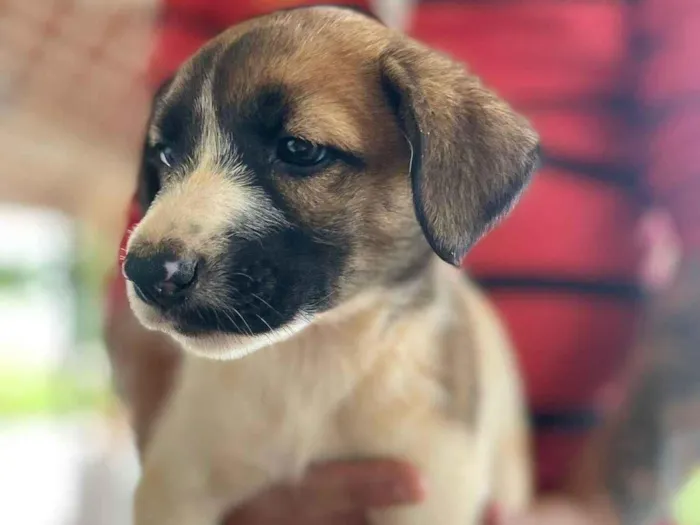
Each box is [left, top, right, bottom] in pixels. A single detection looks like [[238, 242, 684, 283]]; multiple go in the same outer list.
[[0, 204, 74, 368], [0, 417, 139, 525]]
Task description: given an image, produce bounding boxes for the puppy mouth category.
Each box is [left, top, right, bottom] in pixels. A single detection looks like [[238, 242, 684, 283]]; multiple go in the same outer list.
[[131, 284, 291, 339], [150, 302, 263, 338], [132, 282, 164, 308], [129, 285, 313, 359], [171, 318, 230, 338], [125, 227, 337, 344]]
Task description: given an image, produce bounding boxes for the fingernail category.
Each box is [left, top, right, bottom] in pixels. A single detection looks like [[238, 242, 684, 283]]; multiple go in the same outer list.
[[484, 504, 501, 525], [415, 473, 428, 499], [389, 484, 417, 503], [390, 475, 427, 503]]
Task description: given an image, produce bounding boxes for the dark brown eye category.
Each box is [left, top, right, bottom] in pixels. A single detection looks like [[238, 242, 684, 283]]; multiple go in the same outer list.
[[156, 144, 176, 168], [276, 137, 329, 168]]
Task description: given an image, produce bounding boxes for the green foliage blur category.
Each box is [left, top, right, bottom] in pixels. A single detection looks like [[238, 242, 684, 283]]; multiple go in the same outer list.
[[0, 224, 115, 417]]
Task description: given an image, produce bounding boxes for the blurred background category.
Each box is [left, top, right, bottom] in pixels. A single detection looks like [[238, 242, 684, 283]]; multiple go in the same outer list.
[[0, 1, 156, 523], [0, 0, 689, 524], [0, 2, 414, 524]]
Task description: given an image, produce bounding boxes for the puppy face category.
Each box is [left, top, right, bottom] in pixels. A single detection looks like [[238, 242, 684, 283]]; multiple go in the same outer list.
[[123, 7, 539, 359]]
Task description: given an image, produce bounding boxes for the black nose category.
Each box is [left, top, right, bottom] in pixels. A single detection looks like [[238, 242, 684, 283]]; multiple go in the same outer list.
[[123, 249, 198, 308]]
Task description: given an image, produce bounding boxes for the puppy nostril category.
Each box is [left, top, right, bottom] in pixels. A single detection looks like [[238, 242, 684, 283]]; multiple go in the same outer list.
[[123, 251, 198, 308], [160, 259, 198, 295]]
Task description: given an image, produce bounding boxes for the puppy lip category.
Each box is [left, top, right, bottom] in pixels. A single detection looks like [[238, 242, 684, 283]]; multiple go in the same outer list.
[[133, 283, 156, 306], [140, 306, 218, 338], [172, 323, 216, 337]]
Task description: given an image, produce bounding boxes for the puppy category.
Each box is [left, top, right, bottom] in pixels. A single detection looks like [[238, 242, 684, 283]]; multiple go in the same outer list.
[[123, 6, 540, 525]]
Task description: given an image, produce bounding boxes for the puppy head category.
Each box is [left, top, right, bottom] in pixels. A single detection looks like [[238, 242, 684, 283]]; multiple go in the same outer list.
[[123, 7, 539, 359]]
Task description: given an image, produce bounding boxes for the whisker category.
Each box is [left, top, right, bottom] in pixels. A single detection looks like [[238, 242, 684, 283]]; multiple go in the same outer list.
[[250, 293, 281, 318], [250, 293, 295, 337], [304, 292, 333, 315], [221, 309, 244, 334], [196, 307, 207, 324], [226, 306, 254, 337], [253, 313, 274, 333], [254, 314, 276, 345], [223, 287, 256, 337], [230, 272, 254, 282]]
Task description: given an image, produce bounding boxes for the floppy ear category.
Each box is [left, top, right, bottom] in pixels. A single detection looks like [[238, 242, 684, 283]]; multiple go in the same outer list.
[[136, 78, 173, 211], [380, 40, 540, 266]]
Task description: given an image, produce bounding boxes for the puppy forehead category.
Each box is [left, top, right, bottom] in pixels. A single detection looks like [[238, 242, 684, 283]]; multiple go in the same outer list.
[[151, 8, 390, 150], [210, 8, 388, 101]]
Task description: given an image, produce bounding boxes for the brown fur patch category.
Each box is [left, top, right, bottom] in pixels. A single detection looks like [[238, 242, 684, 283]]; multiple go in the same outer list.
[[180, 5, 539, 286], [129, 10, 536, 523], [127, 4, 539, 344], [203, 8, 432, 296]]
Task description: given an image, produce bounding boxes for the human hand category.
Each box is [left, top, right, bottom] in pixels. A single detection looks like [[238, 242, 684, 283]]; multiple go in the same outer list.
[[105, 307, 425, 524], [486, 497, 619, 525], [223, 460, 425, 525]]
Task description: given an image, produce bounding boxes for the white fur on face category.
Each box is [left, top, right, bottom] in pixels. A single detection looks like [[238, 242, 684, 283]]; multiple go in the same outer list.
[[128, 75, 287, 258], [164, 260, 180, 280], [172, 315, 313, 361], [126, 73, 290, 354]]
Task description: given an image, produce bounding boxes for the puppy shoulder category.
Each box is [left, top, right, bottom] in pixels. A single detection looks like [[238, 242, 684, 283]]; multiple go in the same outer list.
[[434, 267, 524, 428]]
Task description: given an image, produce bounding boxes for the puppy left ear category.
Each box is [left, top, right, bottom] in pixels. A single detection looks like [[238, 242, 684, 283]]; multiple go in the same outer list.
[[380, 40, 540, 266]]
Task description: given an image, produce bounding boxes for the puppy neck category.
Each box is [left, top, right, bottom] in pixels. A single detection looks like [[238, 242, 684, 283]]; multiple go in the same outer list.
[[318, 255, 455, 336]]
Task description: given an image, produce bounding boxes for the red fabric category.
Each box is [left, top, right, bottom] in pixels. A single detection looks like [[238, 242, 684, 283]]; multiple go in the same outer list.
[[106, 0, 700, 494], [636, 0, 700, 249], [106, 198, 142, 320], [410, 2, 641, 490], [408, 0, 697, 489], [147, 0, 370, 87]]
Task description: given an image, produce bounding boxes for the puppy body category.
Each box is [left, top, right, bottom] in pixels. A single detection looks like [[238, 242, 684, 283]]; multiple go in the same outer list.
[[124, 6, 539, 524], [136, 263, 530, 525]]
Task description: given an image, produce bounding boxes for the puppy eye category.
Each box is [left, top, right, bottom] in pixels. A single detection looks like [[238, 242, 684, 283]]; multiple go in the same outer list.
[[276, 137, 329, 169], [155, 144, 176, 168]]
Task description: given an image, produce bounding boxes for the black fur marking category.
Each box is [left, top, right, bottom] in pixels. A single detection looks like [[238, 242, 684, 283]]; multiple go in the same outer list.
[[136, 79, 173, 210], [172, 226, 349, 336], [242, 85, 290, 137], [137, 43, 353, 337], [137, 49, 216, 211], [137, 138, 162, 211]]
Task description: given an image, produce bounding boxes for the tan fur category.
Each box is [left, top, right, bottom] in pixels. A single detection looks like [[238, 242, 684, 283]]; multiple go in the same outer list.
[[134, 262, 531, 525], [128, 6, 537, 525], [132, 76, 287, 259]]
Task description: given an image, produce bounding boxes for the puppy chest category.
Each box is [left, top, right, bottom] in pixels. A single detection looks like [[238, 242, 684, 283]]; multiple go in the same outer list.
[[178, 314, 453, 473], [181, 354, 351, 473]]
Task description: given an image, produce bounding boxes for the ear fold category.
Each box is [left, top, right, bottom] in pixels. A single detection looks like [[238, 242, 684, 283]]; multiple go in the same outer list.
[[136, 78, 174, 211], [380, 41, 540, 266]]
